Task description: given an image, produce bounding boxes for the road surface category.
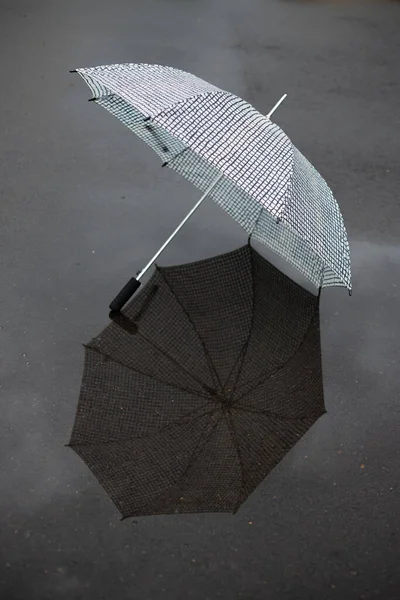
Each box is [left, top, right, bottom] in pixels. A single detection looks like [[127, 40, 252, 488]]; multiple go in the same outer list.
[[1, 1, 399, 599]]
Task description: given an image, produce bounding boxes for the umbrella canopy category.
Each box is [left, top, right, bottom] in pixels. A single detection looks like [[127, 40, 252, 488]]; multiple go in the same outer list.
[[69, 245, 325, 518], [74, 63, 351, 292]]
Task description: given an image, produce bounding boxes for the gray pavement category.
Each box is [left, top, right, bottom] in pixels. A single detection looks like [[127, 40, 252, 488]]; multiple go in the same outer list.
[[1, 1, 400, 599]]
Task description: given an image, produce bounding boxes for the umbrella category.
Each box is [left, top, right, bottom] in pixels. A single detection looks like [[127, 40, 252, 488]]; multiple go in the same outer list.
[[71, 63, 351, 312], [69, 245, 325, 518]]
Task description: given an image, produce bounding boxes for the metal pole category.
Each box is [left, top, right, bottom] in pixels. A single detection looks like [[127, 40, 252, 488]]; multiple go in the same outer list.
[[137, 173, 223, 280], [267, 94, 287, 119], [136, 93, 287, 281]]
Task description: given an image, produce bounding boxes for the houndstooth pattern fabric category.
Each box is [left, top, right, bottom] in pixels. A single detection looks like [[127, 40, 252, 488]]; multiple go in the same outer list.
[[76, 63, 351, 291]]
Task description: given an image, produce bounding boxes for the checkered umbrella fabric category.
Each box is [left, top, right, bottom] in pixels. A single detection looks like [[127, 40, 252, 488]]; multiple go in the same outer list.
[[75, 63, 351, 292]]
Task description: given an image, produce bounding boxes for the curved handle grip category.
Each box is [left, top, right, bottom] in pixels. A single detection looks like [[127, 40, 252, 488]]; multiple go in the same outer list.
[[109, 278, 141, 313]]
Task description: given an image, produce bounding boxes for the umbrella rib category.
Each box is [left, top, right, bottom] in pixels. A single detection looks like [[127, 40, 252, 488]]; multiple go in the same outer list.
[[221, 342, 248, 396], [146, 411, 224, 510], [109, 283, 210, 392], [85, 344, 210, 400], [224, 411, 246, 513], [70, 407, 219, 448], [158, 406, 219, 434], [157, 269, 223, 390], [89, 92, 117, 103], [235, 306, 319, 404], [231, 404, 316, 425], [114, 410, 223, 519], [137, 330, 212, 392], [225, 247, 257, 400]]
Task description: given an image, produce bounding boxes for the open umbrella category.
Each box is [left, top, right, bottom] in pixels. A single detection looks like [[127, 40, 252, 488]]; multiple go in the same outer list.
[[69, 245, 324, 518], [71, 63, 351, 312]]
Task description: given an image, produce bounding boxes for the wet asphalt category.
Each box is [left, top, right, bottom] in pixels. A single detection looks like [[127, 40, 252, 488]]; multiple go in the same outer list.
[[1, 1, 399, 599]]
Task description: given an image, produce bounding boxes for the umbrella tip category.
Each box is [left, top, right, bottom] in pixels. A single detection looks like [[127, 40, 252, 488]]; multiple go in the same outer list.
[[69, 69, 77, 73]]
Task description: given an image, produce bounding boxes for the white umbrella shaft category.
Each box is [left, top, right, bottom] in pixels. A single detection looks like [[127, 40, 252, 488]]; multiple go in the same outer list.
[[267, 94, 287, 119], [137, 173, 223, 280]]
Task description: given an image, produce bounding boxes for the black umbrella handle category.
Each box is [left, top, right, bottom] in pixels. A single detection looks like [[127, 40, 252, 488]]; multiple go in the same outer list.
[[109, 277, 141, 312]]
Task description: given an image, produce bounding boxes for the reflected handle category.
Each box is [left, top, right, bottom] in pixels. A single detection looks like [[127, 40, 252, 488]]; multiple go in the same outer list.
[[109, 278, 141, 313]]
